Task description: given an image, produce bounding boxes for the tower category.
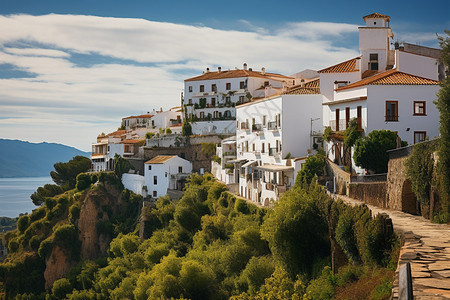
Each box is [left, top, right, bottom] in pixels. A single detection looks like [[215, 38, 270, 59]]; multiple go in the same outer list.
[[359, 13, 394, 74]]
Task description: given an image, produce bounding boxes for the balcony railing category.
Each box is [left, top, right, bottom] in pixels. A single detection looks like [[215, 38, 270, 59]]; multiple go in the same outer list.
[[252, 124, 263, 131], [267, 121, 278, 130], [269, 147, 278, 156], [385, 115, 399, 122]]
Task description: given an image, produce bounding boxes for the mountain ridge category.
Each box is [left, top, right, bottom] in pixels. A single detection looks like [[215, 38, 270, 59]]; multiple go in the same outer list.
[[0, 139, 90, 178]]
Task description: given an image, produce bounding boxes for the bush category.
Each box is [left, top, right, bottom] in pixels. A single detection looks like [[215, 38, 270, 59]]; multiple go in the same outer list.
[[52, 278, 72, 299], [29, 236, 41, 251], [17, 215, 30, 233], [76, 173, 91, 190], [234, 199, 249, 214], [8, 239, 19, 253], [165, 128, 172, 134]]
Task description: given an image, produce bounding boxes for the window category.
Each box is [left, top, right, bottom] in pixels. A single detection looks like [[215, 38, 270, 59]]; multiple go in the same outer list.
[[369, 53, 379, 70], [225, 96, 231, 104], [165, 172, 168, 177], [153, 191, 157, 197], [148, 165, 152, 170], [335, 109, 340, 131], [345, 107, 350, 129], [264, 81, 269, 87], [153, 176, 157, 185], [335, 81, 348, 89], [226, 82, 231, 90], [211, 98, 216, 107], [252, 118, 255, 125], [277, 113, 281, 127], [178, 166, 183, 173], [240, 81, 245, 89], [357, 106, 362, 130], [211, 84, 217, 92], [261, 142, 265, 153], [199, 111, 205, 119], [263, 115, 266, 126], [200, 85, 204, 92], [245, 141, 249, 152], [414, 101, 426, 115], [414, 131, 426, 144], [386, 101, 398, 121], [252, 143, 255, 151], [152, 120, 155, 127], [239, 96, 245, 103], [188, 99, 192, 104], [188, 86, 192, 92]]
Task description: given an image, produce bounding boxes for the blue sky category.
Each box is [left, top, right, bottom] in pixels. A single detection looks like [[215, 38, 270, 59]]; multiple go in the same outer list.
[[0, 0, 448, 151]]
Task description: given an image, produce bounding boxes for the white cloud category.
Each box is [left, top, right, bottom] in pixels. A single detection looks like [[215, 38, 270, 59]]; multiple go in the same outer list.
[[0, 14, 361, 151]]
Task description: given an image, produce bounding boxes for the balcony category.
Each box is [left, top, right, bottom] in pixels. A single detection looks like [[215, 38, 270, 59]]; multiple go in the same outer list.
[[252, 124, 263, 132], [267, 121, 278, 130], [269, 147, 278, 156], [385, 115, 399, 122]]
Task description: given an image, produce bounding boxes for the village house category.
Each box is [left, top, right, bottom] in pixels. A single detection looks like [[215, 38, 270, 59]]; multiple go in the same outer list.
[[183, 64, 296, 135], [91, 130, 127, 171], [321, 13, 441, 173], [233, 79, 323, 205], [144, 155, 193, 198]]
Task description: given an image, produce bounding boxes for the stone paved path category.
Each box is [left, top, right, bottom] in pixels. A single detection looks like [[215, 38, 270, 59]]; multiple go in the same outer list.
[[335, 194, 450, 299]]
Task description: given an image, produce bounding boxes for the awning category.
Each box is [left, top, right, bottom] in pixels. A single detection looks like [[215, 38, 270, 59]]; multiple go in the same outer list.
[[255, 164, 294, 172], [222, 140, 236, 145], [242, 160, 257, 168], [228, 158, 247, 164]]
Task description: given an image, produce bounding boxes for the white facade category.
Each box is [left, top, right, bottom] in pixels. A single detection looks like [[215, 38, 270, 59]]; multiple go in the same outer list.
[[148, 107, 182, 132], [235, 93, 323, 205], [144, 155, 193, 198], [320, 13, 441, 174], [122, 173, 146, 196], [184, 65, 294, 135], [91, 131, 126, 172]]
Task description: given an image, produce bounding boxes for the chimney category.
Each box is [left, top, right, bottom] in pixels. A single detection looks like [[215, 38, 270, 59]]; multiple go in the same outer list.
[[355, 57, 361, 71], [218, 66, 222, 72], [243, 63, 247, 70], [206, 67, 210, 73], [160, 107, 163, 112], [261, 67, 266, 75]]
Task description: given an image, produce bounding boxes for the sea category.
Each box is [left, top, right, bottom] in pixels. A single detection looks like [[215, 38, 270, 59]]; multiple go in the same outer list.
[[0, 177, 53, 218]]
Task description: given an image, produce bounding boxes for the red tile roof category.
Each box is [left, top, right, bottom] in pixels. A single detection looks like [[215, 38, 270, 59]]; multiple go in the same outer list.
[[185, 69, 293, 82], [283, 79, 320, 95], [107, 130, 126, 137], [145, 155, 176, 164], [121, 139, 143, 144], [122, 114, 153, 120], [318, 57, 360, 73], [336, 70, 439, 91], [363, 13, 390, 22]]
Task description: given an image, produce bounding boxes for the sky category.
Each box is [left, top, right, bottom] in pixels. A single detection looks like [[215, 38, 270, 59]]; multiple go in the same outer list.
[[0, 0, 448, 152]]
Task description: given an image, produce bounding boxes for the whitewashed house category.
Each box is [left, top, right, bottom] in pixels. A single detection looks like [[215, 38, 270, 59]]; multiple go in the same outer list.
[[147, 107, 183, 132], [91, 130, 126, 171], [144, 155, 193, 198], [321, 13, 441, 173], [122, 114, 153, 130], [234, 79, 324, 205], [211, 136, 237, 184], [183, 64, 295, 135]]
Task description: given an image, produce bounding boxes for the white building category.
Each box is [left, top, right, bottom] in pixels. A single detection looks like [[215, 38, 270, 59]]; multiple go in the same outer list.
[[147, 107, 183, 132], [234, 79, 324, 205], [321, 13, 441, 173], [91, 130, 126, 171], [122, 114, 153, 130], [183, 64, 295, 135], [211, 136, 237, 184], [144, 155, 193, 198]]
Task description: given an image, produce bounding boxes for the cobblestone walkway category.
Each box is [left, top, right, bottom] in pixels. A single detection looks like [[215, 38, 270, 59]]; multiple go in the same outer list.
[[335, 194, 450, 299]]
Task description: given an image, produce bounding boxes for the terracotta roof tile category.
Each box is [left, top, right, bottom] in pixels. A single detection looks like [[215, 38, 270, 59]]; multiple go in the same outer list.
[[363, 13, 390, 22], [318, 57, 360, 73], [145, 155, 177, 164], [107, 130, 126, 137], [121, 139, 143, 144], [283, 79, 320, 95], [122, 114, 153, 120], [185, 69, 293, 82], [336, 70, 439, 91]]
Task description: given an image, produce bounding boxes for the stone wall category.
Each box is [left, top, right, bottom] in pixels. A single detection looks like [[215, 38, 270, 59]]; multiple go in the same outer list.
[[326, 159, 351, 195], [348, 182, 387, 208], [386, 156, 418, 214], [143, 144, 211, 172]]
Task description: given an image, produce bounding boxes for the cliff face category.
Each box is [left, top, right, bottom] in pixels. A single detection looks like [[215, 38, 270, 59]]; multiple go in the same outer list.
[[44, 246, 72, 289], [44, 182, 123, 288], [78, 183, 122, 260]]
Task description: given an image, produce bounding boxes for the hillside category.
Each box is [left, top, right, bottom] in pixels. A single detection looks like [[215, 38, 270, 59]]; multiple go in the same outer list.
[[0, 139, 90, 178]]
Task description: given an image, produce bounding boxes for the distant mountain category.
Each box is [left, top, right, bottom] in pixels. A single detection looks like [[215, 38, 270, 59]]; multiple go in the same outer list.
[[0, 139, 90, 178]]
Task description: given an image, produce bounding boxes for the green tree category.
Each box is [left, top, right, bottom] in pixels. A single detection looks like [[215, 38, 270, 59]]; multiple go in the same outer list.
[[145, 132, 155, 139], [30, 184, 64, 206], [50, 156, 91, 189], [182, 120, 192, 137], [52, 278, 72, 300], [435, 30, 450, 221], [165, 128, 172, 134], [296, 153, 326, 185], [343, 118, 362, 169], [113, 154, 134, 178], [353, 130, 398, 173], [201, 143, 216, 159]]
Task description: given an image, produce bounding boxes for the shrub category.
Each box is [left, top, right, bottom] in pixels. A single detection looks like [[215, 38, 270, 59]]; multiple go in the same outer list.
[[17, 215, 30, 233], [165, 128, 172, 134], [8, 239, 19, 253], [29, 236, 41, 251], [52, 278, 72, 299], [234, 199, 249, 214], [76, 173, 91, 190]]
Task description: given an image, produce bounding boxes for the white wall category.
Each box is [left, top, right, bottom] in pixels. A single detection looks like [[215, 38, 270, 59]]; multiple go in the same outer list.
[[122, 173, 145, 196], [396, 50, 439, 80], [366, 85, 440, 145], [320, 72, 361, 101], [192, 120, 236, 135]]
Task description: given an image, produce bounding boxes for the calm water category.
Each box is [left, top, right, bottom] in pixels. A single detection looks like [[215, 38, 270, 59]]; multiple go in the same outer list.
[[0, 177, 52, 218]]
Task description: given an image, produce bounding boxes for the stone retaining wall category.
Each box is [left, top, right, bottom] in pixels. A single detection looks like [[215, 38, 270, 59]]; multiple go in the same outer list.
[[348, 182, 387, 208]]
